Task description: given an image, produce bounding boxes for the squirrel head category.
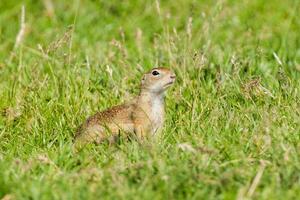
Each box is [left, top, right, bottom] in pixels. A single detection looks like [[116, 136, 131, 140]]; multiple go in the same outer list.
[[141, 67, 176, 94]]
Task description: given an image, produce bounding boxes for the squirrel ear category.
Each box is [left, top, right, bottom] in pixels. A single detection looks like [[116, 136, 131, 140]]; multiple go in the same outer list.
[[141, 75, 146, 84]]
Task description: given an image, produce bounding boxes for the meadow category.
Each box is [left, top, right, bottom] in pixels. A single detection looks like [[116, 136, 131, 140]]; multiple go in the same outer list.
[[0, 0, 299, 199]]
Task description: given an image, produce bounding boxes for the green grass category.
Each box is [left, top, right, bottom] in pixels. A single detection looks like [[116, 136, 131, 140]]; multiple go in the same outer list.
[[0, 0, 300, 199]]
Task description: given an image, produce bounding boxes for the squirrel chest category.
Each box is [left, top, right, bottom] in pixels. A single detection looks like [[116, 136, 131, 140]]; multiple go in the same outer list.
[[149, 96, 165, 134]]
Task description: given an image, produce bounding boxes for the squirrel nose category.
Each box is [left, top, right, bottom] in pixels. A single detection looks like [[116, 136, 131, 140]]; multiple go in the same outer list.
[[170, 74, 176, 79]]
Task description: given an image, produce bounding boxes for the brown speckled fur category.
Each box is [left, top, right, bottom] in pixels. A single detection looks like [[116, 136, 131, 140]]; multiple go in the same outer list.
[[75, 104, 130, 136], [74, 67, 175, 147]]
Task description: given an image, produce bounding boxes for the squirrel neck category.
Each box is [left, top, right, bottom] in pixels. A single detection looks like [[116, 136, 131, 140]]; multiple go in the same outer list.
[[136, 89, 165, 110]]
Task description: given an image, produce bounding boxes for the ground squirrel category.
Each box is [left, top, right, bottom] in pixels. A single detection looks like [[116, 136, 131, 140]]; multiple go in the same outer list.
[[74, 67, 176, 147]]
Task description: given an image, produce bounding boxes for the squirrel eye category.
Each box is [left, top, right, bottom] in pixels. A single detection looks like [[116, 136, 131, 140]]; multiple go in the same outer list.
[[152, 70, 160, 76]]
